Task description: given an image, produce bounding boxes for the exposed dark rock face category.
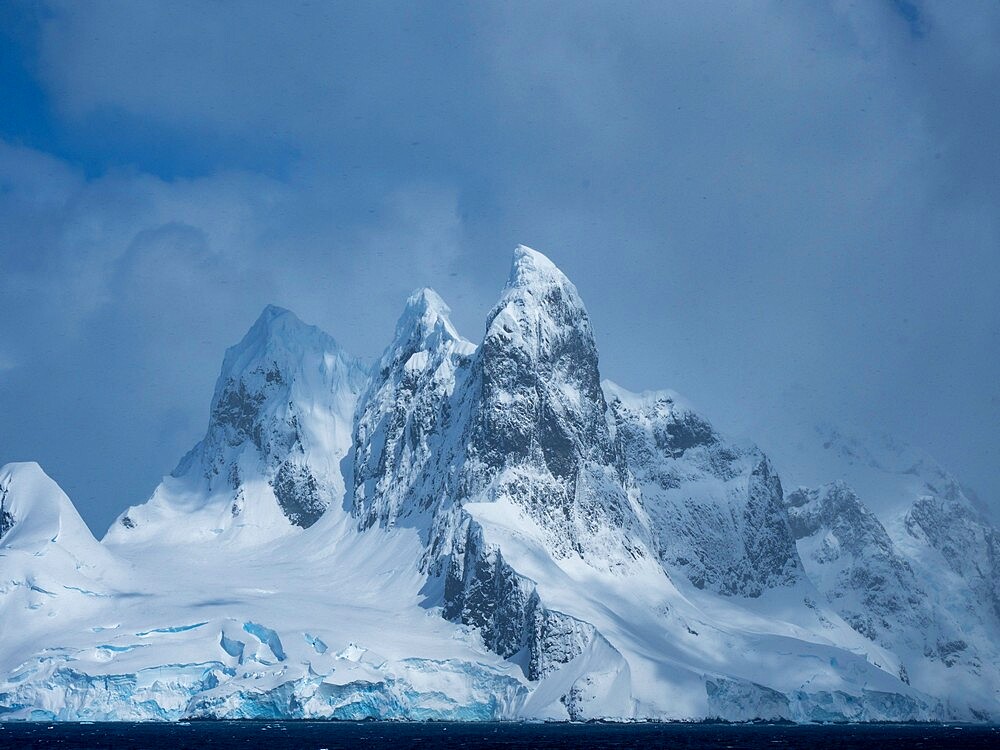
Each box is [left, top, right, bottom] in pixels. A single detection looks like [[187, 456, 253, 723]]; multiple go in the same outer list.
[[785, 483, 930, 644], [8, 247, 1000, 721], [174, 306, 365, 529], [172, 353, 326, 529], [0, 482, 14, 539], [443, 519, 596, 681], [111, 305, 367, 536], [352, 250, 645, 681], [906, 488, 1000, 624], [457, 247, 646, 564], [271, 461, 326, 529], [352, 288, 474, 531], [174, 360, 299, 486], [443, 521, 538, 662], [785, 481, 995, 679], [351, 246, 821, 694], [606, 385, 802, 596]]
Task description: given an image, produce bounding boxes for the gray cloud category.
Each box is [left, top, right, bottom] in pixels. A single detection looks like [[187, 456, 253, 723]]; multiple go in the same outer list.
[[2, 0, 997, 532]]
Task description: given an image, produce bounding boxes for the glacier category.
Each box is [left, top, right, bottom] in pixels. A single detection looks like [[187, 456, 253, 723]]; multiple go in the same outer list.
[[1, 246, 997, 722]]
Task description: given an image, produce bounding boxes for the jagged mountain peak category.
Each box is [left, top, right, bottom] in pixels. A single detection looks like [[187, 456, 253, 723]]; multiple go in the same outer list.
[[384, 287, 471, 366], [256, 302, 294, 323], [218, 304, 356, 386], [485, 245, 595, 365], [605, 381, 803, 596], [457, 245, 646, 570], [482, 247, 598, 390], [507, 244, 566, 287], [497, 245, 586, 317], [353, 288, 475, 531], [195, 305, 367, 476], [107, 306, 368, 541], [236, 304, 303, 350], [400, 287, 452, 330]]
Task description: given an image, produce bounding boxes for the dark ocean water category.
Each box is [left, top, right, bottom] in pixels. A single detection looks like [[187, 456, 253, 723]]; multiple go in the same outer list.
[[0, 722, 996, 750]]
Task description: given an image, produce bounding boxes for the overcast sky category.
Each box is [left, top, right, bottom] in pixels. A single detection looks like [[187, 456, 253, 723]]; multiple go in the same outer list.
[[1, 1, 998, 535]]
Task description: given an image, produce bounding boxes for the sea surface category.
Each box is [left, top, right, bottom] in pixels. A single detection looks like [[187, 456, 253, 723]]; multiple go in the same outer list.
[[0, 722, 996, 749]]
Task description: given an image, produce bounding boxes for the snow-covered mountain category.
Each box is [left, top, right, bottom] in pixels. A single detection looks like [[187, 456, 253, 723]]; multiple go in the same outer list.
[[604, 384, 802, 597], [1, 246, 997, 721], [106, 305, 368, 545], [765, 426, 1000, 719]]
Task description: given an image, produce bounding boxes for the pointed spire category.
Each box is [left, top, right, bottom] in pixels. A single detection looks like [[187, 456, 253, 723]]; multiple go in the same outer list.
[[499, 245, 585, 308], [394, 288, 461, 344], [381, 288, 470, 371], [487, 245, 593, 345], [219, 304, 351, 385], [506, 244, 567, 290]]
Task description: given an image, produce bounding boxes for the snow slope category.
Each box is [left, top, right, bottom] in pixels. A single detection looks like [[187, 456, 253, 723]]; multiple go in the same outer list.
[[1, 247, 997, 721], [0, 463, 120, 684]]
